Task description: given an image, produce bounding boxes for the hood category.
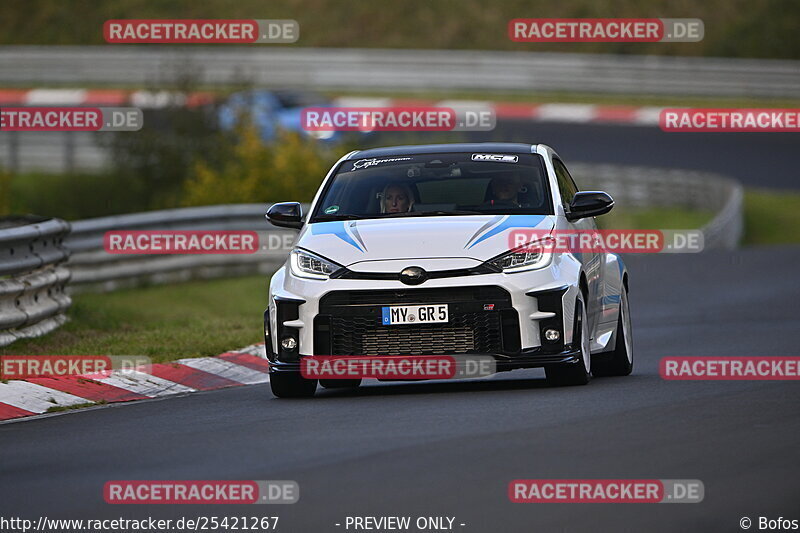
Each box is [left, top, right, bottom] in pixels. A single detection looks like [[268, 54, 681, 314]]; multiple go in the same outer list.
[[296, 215, 555, 270]]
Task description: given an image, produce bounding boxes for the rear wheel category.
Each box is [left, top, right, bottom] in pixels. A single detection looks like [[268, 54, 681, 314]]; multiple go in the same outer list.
[[320, 379, 362, 389], [545, 294, 591, 386], [270, 371, 317, 398], [592, 288, 633, 377]]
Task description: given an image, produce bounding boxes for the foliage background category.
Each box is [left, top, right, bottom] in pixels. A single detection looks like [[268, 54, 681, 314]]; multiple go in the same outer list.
[[0, 0, 798, 59]]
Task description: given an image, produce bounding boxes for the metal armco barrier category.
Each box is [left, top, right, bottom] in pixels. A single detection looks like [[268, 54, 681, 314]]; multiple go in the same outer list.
[[2, 46, 799, 98], [571, 164, 743, 250], [65, 204, 300, 293], [0, 163, 742, 345], [0, 216, 72, 347]]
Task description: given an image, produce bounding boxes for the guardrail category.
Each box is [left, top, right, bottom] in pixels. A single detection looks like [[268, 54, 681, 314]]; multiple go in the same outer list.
[[571, 163, 744, 249], [65, 204, 296, 293], [2, 46, 799, 98], [0, 216, 72, 347], [0, 163, 743, 345]]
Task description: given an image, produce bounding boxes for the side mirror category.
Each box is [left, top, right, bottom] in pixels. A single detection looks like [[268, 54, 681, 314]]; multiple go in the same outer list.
[[566, 191, 614, 221], [266, 202, 303, 229]]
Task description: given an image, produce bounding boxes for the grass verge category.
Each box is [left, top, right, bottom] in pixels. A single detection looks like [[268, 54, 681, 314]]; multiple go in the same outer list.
[[0, 276, 268, 361], [743, 189, 800, 245], [598, 207, 715, 230], [326, 90, 800, 111], [47, 401, 106, 413]]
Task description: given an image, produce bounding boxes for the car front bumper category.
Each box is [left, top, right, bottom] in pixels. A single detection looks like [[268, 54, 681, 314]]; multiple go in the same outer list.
[[266, 256, 582, 372]]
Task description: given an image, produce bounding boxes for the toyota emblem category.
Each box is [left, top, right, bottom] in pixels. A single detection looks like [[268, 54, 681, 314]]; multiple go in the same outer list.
[[400, 267, 427, 285]]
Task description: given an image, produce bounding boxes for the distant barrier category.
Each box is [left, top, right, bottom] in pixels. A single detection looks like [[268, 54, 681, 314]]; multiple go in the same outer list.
[[2, 46, 798, 98], [571, 164, 743, 249]]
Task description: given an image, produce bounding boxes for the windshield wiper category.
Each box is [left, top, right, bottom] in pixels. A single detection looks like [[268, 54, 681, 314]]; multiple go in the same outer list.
[[313, 214, 365, 222], [382, 210, 485, 218]]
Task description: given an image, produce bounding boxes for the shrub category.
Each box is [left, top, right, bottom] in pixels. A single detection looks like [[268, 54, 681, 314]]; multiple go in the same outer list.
[[182, 122, 345, 206]]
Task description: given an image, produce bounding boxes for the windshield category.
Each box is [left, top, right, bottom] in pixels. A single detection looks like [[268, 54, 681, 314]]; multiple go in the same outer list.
[[310, 152, 553, 222]]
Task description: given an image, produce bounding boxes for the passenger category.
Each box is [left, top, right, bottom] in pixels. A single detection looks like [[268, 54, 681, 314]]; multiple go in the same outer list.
[[381, 183, 414, 213]]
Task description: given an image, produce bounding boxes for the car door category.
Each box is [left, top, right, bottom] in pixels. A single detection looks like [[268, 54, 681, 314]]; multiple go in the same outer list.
[[553, 157, 604, 337]]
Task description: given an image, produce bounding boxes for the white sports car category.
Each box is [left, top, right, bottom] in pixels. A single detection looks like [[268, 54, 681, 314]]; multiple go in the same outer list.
[[265, 143, 633, 397]]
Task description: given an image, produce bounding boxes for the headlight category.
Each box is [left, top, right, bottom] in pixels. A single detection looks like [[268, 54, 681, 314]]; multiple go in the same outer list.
[[290, 248, 342, 279], [487, 238, 554, 273]]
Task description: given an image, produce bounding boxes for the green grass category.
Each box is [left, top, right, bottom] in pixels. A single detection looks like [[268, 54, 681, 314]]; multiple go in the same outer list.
[[598, 207, 715, 230], [326, 90, 800, 111], [5, 171, 150, 219], [2, 0, 798, 59], [46, 401, 106, 413], [743, 189, 800, 245], [0, 276, 268, 361]]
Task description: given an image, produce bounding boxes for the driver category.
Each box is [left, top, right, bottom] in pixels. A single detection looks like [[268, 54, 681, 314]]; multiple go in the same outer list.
[[381, 182, 414, 213], [485, 174, 523, 207]]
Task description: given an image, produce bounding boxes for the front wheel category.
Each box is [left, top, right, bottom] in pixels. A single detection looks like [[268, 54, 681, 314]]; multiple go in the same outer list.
[[270, 371, 317, 398], [592, 288, 634, 377], [545, 294, 591, 386]]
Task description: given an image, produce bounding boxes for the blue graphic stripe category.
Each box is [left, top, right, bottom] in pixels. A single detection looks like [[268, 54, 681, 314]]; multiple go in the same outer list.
[[311, 221, 365, 252], [382, 307, 391, 325], [467, 215, 547, 249], [465, 215, 503, 249]]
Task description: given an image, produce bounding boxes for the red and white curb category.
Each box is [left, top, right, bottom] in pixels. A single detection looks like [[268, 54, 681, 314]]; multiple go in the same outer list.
[[0, 343, 269, 422], [332, 96, 663, 126], [0, 88, 663, 126], [0, 88, 214, 109]]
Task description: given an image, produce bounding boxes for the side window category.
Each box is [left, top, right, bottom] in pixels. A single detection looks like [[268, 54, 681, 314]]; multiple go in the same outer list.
[[553, 158, 579, 208]]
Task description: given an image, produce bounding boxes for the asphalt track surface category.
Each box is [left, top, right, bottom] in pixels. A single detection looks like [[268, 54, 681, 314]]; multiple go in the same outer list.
[[387, 121, 800, 190], [492, 122, 800, 191], [1, 245, 799, 532], [1, 123, 799, 532]]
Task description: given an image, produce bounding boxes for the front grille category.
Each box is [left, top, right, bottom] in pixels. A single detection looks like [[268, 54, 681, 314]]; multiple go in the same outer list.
[[315, 286, 520, 356], [362, 327, 475, 355]]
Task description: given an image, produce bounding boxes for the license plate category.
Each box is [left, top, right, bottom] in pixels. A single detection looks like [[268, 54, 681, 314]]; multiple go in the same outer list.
[[381, 304, 449, 325]]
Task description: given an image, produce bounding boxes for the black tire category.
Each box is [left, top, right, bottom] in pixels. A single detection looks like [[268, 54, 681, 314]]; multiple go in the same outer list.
[[320, 379, 362, 389], [545, 294, 591, 386], [269, 371, 317, 398], [592, 288, 634, 377]]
